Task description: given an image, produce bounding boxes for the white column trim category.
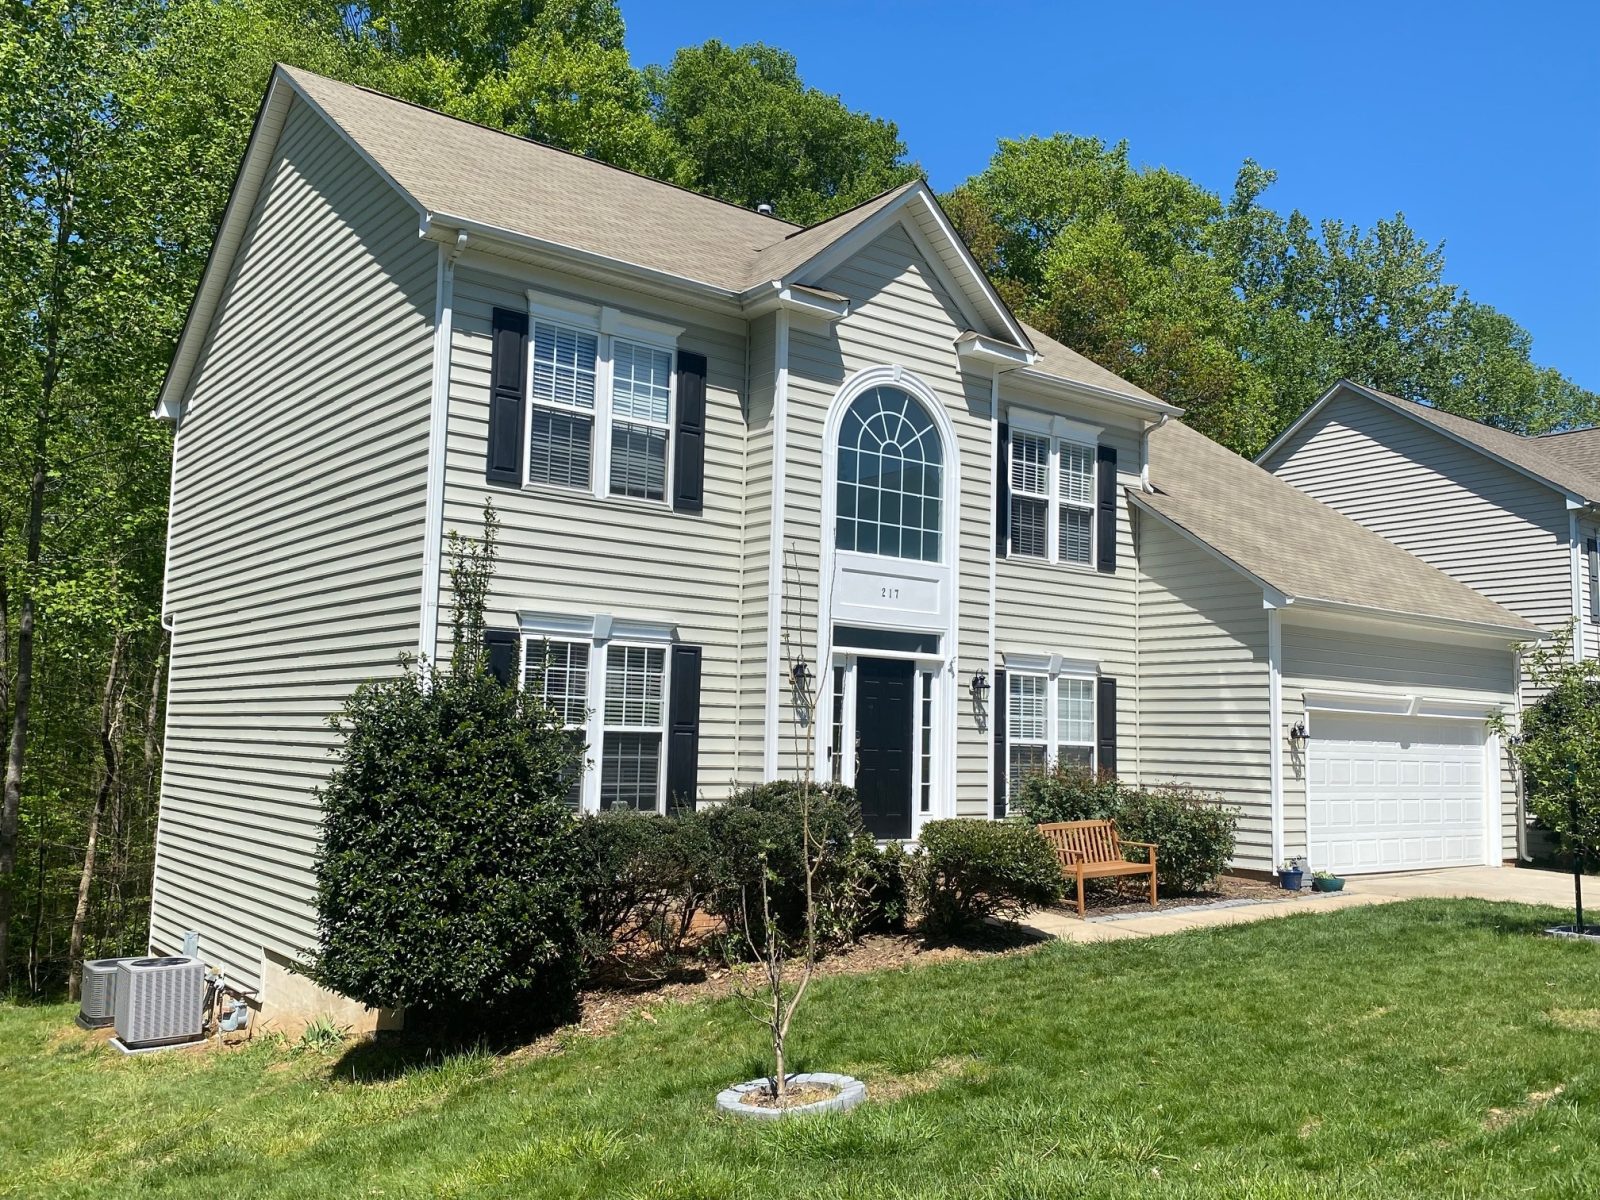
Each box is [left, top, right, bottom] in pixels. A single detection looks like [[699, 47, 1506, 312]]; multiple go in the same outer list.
[[987, 366, 1001, 818], [1267, 604, 1286, 871], [1570, 508, 1585, 663], [418, 235, 464, 664], [762, 311, 790, 778]]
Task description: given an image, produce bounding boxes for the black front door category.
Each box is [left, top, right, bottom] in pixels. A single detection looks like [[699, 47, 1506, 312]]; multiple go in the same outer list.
[[855, 658, 915, 840]]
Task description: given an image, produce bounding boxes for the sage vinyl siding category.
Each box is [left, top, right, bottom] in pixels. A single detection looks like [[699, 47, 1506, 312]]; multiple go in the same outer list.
[[1280, 622, 1520, 862], [1135, 517, 1274, 870], [737, 312, 778, 785], [149, 96, 437, 987], [779, 223, 997, 813], [438, 256, 749, 794], [1264, 392, 1573, 699], [995, 383, 1145, 780]]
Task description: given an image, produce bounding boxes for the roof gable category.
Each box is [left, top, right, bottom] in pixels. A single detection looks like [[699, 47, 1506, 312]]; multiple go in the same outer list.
[[1260, 380, 1600, 506]]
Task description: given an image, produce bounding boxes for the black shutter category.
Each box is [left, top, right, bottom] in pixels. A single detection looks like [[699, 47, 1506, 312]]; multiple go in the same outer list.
[[1096, 676, 1118, 777], [665, 644, 702, 814], [995, 422, 1010, 559], [992, 667, 1008, 818], [484, 628, 519, 687], [673, 351, 708, 513], [1096, 444, 1118, 574], [485, 307, 528, 486]]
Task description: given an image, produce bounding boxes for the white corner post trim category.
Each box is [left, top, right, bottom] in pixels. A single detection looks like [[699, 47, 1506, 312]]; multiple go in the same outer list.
[[418, 234, 464, 663], [987, 366, 1001, 818], [1267, 604, 1285, 870], [1569, 509, 1585, 663], [762, 311, 791, 779]]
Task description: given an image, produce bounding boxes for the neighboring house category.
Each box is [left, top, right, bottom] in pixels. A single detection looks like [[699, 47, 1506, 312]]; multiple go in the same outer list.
[[147, 67, 1541, 1018], [1260, 379, 1600, 706]]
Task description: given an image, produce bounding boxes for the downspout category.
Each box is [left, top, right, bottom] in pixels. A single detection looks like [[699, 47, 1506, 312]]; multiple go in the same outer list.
[[1267, 604, 1286, 874], [1140, 413, 1169, 493], [762, 311, 790, 779], [418, 230, 468, 664]]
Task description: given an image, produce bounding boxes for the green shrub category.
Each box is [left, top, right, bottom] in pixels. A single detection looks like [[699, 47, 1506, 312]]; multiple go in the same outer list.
[[312, 508, 585, 1033], [697, 780, 894, 953], [1012, 766, 1128, 825], [571, 811, 708, 969], [1115, 786, 1237, 894], [913, 819, 1064, 938]]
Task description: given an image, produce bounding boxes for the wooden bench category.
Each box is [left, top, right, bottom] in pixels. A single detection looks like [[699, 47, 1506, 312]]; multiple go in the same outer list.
[[1037, 819, 1159, 917]]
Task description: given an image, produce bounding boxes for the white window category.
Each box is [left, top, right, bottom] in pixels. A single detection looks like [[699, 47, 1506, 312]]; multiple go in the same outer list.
[[519, 631, 670, 813], [1007, 668, 1098, 800], [835, 385, 944, 562], [600, 644, 667, 811], [524, 637, 590, 809], [1008, 426, 1098, 567], [524, 301, 681, 504]]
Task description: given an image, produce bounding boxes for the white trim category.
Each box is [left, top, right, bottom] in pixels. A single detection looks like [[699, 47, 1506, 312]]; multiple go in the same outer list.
[[741, 281, 851, 323], [1010, 366, 1183, 419], [1301, 689, 1413, 716], [762, 311, 790, 779], [1571, 508, 1586, 662], [418, 235, 465, 663], [986, 367, 1000, 819], [813, 364, 962, 831], [955, 330, 1034, 367], [1267, 608, 1285, 872], [518, 610, 677, 645]]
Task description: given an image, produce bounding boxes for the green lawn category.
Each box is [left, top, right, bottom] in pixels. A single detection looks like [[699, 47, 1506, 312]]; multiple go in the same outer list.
[[4, 901, 1597, 1199]]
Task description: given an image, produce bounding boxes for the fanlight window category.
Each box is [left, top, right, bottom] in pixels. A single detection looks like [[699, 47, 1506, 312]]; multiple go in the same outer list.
[[835, 386, 944, 562]]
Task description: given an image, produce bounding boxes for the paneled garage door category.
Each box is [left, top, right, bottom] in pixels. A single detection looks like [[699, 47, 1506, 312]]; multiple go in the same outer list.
[[1306, 713, 1489, 874]]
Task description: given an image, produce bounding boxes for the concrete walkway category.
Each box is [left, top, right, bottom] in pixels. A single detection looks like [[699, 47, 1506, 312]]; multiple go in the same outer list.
[[1022, 866, 1577, 944]]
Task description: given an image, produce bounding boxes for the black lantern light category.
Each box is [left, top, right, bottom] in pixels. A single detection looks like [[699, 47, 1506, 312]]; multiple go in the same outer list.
[[790, 659, 812, 690], [970, 670, 990, 705], [1289, 722, 1309, 745]]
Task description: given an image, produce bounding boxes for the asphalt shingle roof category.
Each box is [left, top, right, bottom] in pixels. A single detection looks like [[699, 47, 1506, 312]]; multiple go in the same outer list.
[[1141, 420, 1541, 634]]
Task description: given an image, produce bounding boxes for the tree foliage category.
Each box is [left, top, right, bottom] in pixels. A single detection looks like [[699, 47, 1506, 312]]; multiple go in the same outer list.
[[947, 137, 1597, 456]]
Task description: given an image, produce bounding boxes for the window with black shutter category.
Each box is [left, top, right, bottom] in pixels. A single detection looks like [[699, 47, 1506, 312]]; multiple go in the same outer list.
[[672, 352, 707, 512], [485, 309, 528, 486]]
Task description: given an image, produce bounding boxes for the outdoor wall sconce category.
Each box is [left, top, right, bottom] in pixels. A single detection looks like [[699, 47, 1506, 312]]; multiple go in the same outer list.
[[970, 670, 990, 705], [790, 659, 812, 691], [1289, 722, 1309, 745]]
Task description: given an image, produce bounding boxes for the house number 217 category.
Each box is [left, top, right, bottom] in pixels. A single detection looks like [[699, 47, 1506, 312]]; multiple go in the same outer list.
[[881, 586, 900, 600]]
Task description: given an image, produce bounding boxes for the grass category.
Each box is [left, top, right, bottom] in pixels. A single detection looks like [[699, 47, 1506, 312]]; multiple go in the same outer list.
[[4, 900, 1598, 1198]]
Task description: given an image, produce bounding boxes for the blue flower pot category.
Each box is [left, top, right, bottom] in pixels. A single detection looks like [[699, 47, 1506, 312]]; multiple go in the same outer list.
[[1280, 870, 1304, 891]]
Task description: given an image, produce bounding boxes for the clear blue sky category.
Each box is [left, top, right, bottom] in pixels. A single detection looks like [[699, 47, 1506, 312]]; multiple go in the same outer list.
[[624, 1, 1599, 391]]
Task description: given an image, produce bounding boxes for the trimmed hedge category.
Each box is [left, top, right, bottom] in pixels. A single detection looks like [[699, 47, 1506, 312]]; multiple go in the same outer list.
[[571, 810, 709, 970], [913, 819, 1064, 938], [1012, 767, 1124, 825]]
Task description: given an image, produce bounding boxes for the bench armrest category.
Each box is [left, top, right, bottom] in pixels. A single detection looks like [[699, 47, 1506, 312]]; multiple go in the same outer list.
[[1120, 841, 1157, 862]]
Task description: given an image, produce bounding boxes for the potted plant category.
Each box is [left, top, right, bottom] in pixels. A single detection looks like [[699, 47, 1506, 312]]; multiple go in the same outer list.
[[1278, 858, 1305, 891], [1311, 870, 1345, 893]]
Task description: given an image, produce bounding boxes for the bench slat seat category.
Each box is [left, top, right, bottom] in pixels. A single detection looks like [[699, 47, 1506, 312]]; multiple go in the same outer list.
[[1036, 819, 1159, 917]]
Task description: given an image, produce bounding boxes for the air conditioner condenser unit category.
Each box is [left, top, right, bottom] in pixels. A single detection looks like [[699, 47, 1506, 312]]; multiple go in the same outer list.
[[112, 957, 206, 1050], [77, 957, 139, 1029]]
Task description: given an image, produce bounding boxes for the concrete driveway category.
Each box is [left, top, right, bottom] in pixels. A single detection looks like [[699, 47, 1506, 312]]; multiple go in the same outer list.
[[1024, 865, 1579, 944]]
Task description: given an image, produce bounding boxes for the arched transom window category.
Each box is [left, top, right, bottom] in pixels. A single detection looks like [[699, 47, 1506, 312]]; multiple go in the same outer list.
[[835, 386, 944, 562]]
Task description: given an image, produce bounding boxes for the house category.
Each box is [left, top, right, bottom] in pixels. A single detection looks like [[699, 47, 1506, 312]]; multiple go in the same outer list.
[[147, 67, 1542, 1021], [1260, 379, 1600, 706]]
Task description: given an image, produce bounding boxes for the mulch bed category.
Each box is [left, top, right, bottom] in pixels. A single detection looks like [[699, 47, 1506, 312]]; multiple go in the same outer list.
[[1054, 873, 1286, 919]]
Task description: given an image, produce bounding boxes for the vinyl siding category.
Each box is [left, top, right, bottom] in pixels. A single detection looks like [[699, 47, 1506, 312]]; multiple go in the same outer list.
[[1135, 516, 1274, 870], [438, 255, 749, 797], [1265, 393, 1572, 701], [1280, 621, 1520, 863], [150, 96, 437, 987], [738, 312, 778, 785], [780, 223, 995, 814], [995, 382, 1145, 790]]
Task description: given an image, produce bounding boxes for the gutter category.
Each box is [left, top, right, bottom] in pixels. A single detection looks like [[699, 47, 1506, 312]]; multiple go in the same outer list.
[[1139, 413, 1170, 492], [1011, 367, 1183, 420]]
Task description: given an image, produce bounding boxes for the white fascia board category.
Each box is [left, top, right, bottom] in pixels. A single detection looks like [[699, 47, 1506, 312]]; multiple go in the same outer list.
[[1126, 493, 1294, 609], [1011, 366, 1183, 419], [954, 330, 1034, 367], [154, 70, 307, 420], [1282, 597, 1548, 646], [739, 280, 850, 323]]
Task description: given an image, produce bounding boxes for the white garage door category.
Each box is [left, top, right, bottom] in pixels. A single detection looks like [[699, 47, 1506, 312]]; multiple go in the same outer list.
[[1306, 713, 1489, 874]]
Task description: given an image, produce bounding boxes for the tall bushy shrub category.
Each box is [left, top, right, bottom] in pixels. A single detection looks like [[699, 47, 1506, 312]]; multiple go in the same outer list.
[[572, 810, 710, 970], [1012, 767, 1128, 824], [312, 507, 585, 1031], [698, 780, 896, 952], [1115, 786, 1237, 894], [914, 819, 1063, 938]]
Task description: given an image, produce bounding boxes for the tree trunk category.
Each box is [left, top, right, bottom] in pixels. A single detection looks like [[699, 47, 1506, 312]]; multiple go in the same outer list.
[[0, 193, 70, 991], [69, 632, 127, 1000]]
